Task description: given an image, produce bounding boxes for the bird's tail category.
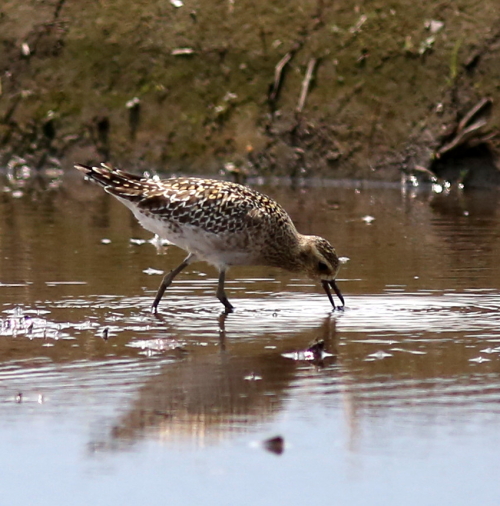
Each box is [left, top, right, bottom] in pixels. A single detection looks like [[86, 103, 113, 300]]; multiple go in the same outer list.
[[75, 163, 157, 201]]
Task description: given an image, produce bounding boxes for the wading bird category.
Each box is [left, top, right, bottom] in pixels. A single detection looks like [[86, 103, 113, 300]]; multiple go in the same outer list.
[[75, 163, 344, 313]]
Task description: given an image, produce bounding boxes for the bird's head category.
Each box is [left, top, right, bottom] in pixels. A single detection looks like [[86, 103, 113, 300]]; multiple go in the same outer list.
[[298, 235, 345, 309]]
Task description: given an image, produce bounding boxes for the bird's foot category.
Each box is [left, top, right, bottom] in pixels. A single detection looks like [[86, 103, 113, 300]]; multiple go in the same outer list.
[[223, 304, 234, 315]]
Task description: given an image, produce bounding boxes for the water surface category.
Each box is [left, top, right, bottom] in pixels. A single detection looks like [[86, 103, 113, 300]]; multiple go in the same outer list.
[[0, 172, 499, 505]]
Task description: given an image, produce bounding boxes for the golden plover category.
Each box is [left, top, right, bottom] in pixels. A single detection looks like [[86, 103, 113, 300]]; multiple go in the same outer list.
[[75, 163, 344, 313]]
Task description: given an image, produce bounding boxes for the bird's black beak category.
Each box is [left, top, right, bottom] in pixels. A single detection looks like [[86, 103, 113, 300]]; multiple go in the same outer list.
[[321, 280, 345, 309]]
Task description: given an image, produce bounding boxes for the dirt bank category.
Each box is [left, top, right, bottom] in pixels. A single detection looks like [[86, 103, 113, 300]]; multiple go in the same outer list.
[[1, 1, 500, 185]]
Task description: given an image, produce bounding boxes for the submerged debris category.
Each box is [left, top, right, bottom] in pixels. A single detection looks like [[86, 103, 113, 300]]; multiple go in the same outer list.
[[282, 339, 335, 364], [262, 436, 285, 455]]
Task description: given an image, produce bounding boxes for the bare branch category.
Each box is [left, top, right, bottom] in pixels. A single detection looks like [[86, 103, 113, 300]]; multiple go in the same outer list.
[[269, 52, 293, 104], [296, 58, 317, 113]]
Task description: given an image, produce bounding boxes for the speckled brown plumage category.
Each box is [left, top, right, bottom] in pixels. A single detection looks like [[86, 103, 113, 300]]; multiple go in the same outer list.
[[75, 163, 344, 313]]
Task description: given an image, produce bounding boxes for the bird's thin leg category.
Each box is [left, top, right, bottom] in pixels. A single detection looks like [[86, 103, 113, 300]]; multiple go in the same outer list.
[[216, 269, 234, 314], [151, 254, 192, 313], [329, 280, 345, 309]]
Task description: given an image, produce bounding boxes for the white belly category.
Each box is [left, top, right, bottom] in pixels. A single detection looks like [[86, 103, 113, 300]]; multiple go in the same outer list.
[[119, 198, 258, 268]]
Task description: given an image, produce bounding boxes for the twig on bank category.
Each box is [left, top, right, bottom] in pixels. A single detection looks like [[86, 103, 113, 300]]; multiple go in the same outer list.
[[296, 58, 317, 113], [436, 98, 492, 158], [457, 97, 492, 133], [269, 51, 293, 104]]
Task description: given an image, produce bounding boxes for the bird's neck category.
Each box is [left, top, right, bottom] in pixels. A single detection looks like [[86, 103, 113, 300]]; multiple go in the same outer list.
[[262, 233, 309, 272]]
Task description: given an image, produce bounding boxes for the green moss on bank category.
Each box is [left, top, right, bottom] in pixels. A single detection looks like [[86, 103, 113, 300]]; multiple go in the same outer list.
[[1, 0, 499, 180]]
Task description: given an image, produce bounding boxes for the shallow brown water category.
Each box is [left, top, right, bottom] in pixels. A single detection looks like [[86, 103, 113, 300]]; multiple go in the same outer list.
[[1, 172, 500, 505]]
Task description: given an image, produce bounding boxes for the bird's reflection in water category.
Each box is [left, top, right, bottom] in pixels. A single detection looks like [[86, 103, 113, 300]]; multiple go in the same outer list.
[[99, 316, 338, 450]]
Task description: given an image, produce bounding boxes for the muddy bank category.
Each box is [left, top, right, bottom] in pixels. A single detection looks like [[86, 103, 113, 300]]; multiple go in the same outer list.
[[1, 1, 500, 185]]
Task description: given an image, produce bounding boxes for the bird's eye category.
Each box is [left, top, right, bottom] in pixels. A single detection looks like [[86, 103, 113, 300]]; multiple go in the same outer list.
[[318, 261, 329, 272]]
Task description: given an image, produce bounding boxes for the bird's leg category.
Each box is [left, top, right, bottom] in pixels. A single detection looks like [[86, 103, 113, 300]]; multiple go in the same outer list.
[[151, 254, 192, 313], [216, 269, 234, 314]]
